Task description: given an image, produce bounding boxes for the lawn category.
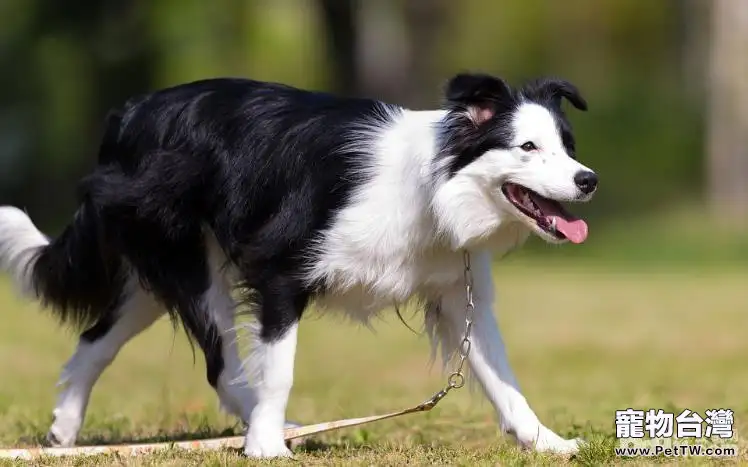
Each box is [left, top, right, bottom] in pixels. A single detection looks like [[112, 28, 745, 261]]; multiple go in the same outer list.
[[0, 260, 746, 466]]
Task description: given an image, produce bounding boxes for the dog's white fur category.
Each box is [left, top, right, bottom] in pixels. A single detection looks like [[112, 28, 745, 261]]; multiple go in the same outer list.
[[0, 100, 595, 457], [301, 104, 593, 455]]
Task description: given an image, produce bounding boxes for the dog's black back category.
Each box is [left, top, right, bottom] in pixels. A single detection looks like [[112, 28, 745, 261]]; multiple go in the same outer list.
[[34, 79, 397, 350]]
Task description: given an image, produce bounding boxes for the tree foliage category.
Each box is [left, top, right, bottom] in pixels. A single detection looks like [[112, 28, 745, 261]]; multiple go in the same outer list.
[[0, 0, 711, 230]]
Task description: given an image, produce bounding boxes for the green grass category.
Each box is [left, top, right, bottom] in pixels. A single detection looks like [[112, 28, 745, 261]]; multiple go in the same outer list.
[[0, 262, 746, 465]]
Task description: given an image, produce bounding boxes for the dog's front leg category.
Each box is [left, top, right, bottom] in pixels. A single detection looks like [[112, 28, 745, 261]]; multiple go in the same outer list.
[[243, 321, 299, 458], [427, 251, 581, 454]]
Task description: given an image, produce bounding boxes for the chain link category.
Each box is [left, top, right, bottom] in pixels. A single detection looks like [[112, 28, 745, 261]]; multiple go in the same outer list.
[[416, 250, 476, 411], [445, 250, 475, 390]]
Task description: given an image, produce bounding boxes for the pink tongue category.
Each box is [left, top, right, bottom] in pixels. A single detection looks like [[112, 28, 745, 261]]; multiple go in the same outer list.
[[551, 216, 588, 244], [531, 196, 589, 244]]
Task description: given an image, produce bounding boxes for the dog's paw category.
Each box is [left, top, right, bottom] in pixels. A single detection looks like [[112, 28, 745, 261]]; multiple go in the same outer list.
[[46, 414, 79, 447], [244, 431, 293, 458], [530, 426, 582, 455], [46, 427, 76, 448], [244, 442, 293, 458]]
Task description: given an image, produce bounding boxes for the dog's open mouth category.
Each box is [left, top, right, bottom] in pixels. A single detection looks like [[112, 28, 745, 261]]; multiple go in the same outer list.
[[501, 183, 588, 243]]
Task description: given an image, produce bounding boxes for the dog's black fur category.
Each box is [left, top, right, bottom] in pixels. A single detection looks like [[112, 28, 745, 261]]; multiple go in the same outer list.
[[32, 78, 397, 385]]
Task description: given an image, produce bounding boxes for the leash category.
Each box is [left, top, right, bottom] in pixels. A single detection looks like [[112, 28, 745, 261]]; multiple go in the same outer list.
[[0, 252, 476, 461]]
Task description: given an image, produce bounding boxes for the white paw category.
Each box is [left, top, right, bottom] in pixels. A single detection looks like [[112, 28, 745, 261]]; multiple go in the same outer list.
[[522, 425, 582, 455], [46, 414, 80, 447], [244, 431, 293, 458], [233, 418, 304, 451]]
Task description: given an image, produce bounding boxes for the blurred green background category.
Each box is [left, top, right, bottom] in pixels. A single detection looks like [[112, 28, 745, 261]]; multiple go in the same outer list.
[[0, 0, 745, 266]]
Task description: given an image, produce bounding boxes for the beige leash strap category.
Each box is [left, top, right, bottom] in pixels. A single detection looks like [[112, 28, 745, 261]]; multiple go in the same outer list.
[[0, 389, 450, 460], [0, 252, 476, 461]]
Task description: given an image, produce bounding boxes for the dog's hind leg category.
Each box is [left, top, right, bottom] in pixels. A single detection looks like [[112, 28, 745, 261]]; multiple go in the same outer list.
[[202, 241, 255, 423], [425, 250, 581, 455], [48, 276, 165, 447]]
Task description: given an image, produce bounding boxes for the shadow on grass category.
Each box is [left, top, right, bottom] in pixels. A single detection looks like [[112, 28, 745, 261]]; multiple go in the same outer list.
[[9, 416, 241, 448], [79, 426, 240, 446], [15, 425, 347, 456], [14, 426, 240, 448]]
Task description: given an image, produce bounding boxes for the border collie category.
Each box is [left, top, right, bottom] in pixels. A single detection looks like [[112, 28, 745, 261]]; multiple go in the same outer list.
[[0, 73, 597, 457]]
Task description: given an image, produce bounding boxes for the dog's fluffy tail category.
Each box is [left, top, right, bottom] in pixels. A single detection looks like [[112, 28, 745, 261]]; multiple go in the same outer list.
[[0, 203, 124, 328]]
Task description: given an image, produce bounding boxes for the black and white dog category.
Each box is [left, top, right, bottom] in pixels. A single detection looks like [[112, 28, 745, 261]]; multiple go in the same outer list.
[[0, 73, 597, 457]]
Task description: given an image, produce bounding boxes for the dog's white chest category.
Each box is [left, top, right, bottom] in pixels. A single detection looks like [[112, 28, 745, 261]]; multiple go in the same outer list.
[[311, 251, 465, 322]]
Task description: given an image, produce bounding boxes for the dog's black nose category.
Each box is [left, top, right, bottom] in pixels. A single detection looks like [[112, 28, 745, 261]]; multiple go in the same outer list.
[[574, 171, 598, 194]]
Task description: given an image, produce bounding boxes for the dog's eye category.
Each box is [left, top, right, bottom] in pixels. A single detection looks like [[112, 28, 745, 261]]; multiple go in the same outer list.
[[520, 142, 537, 152]]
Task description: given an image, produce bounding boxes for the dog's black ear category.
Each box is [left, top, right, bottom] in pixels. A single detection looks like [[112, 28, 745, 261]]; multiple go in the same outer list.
[[444, 73, 513, 125], [524, 78, 588, 111]]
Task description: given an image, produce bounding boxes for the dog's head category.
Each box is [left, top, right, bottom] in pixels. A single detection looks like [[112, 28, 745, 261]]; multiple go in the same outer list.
[[433, 73, 597, 249]]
